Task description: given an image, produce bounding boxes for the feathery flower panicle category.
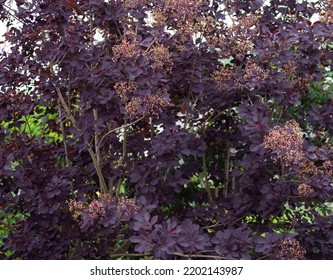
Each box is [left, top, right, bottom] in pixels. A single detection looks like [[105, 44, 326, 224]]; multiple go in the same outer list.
[[296, 159, 332, 185], [263, 120, 304, 166], [320, 0, 333, 23], [282, 60, 297, 80], [234, 40, 254, 57], [117, 197, 140, 218], [243, 60, 269, 88], [67, 198, 106, 222], [235, 15, 260, 30], [321, 161, 333, 176], [197, 15, 216, 35], [67, 194, 140, 224], [150, 0, 203, 37], [298, 160, 318, 182], [112, 33, 140, 62], [125, 96, 144, 119], [67, 199, 84, 221], [123, 0, 148, 8], [114, 81, 138, 101], [206, 33, 226, 50], [212, 67, 235, 91], [87, 199, 106, 220], [151, 7, 168, 27], [145, 92, 170, 115], [125, 89, 169, 119], [277, 238, 306, 260], [297, 183, 314, 197], [149, 44, 173, 72], [227, 14, 260, 44]]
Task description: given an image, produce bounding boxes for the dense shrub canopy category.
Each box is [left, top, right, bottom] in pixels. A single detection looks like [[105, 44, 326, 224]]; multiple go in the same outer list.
[[0, 0, 333, 259]]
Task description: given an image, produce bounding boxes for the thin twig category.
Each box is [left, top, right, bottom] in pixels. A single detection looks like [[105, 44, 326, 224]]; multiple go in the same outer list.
[[2, 4, 27, 25], [173, 252, 225, 260], [108, 253, 151, 259], [97, 116, 144, 152], [223, 140, 231, 198], [144, 38, 157, 55], [107, 252, 225, 260], [59, 107, 69, 165], [202, 222, 222, 229], [122, 119, 127, 161], [202, 152, 213, 202], [257, 254, 272, 260]]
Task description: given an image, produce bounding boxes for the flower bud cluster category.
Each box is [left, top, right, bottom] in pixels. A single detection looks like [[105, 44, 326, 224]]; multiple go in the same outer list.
[[67, 199, 84, 221], [112, 34, 140, 62], [263, 120, 304, 166], [206, 33, 226, 50], [150, 0, 202, 36], [277, 238, 306, 260], [196, 15, 216, 36], [151, 7, 168, 27], [213, 59, 268, 91], [235, 15, 261, 32], [234, 40, 254, 59], [114, 81, 138, 101], [294, 74, 314, 94], [212, 67, 235, 91], [67, 195, 140, 223], [148, 44, 173, 72], [320, 0, 333, 23], [300, 161, 317, 175], [242, 61, 269, 88], [281, 60, 297, 80], [117, 197, 140, 219], [321, 161, 333, 176], [208, 20, 256, 59], [67, 198, 106, 222], [223, 14, 260, 52], [87, 199, 106, 220], [123, 0, 148, 8], [125, 90, 170, 119], [298, 158, 333, 182], [297, 183, 314, 197]]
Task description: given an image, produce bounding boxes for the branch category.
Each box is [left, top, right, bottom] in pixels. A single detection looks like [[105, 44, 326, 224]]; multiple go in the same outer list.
[[108, 253, 151, 259], [202, 152, 213, 202], [55, 85, 108, 193], [59, 107, 69, 166], [173, 252, 225, 260], [55, 86, 77, 127], [223, 140, 231, 198], [107, 252, 225, 260], [110, 240, 131, 256], [93, 108, 105, 192], [144, 38, 157, 55], [97, 116, 144, 152], [122, 119, 128, 161], [1, 4, 27, 26], [202, 222, 222, 229], [86, 143, 108, 194]]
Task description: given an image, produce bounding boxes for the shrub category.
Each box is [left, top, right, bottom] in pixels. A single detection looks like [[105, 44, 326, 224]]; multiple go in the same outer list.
[[0, 0, 333, 259]]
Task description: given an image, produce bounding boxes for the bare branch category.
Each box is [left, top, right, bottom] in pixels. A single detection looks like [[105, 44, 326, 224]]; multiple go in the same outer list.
[[97, 116, 144, 152], [173, 252, 225, 260]]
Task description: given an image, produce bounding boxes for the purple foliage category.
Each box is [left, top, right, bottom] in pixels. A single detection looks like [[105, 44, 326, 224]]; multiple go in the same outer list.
[[1, 0, 333, 259]]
